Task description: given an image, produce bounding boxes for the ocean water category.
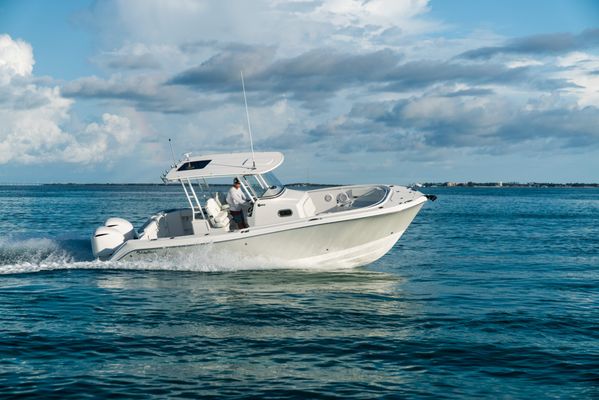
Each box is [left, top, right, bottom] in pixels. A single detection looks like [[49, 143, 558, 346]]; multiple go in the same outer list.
[[0, 185, 597, 399]]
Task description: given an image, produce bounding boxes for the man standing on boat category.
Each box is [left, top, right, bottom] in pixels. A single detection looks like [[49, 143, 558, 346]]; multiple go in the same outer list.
[[227, 178, 249, 229]]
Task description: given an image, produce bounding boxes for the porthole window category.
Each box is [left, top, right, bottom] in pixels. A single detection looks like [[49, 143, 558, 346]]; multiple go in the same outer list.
[[278, 209, 293, 217]]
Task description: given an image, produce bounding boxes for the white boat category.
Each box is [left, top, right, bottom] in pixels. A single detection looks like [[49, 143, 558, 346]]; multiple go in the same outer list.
[[91, 151, 431, 268]]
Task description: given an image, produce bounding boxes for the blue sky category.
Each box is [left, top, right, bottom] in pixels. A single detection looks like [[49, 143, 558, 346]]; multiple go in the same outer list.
[[0, 0, 598, 183]]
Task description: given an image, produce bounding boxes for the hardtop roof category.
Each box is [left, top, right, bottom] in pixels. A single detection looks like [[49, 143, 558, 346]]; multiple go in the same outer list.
[[163, 151, 284, 181]]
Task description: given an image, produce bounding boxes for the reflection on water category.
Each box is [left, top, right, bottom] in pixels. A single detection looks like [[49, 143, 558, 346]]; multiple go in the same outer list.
[[1, 268, 419, 397]]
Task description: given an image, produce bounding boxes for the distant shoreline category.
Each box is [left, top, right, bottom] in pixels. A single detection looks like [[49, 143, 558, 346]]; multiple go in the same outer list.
[[419, 182, 599, 188], [0, 182, 339, 187], [0, 182, 597, 188]]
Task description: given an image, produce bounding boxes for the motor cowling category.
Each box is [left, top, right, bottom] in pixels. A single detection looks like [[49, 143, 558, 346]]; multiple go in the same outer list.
[[104, 217, 136, 240], [92, 226, 125, 259]]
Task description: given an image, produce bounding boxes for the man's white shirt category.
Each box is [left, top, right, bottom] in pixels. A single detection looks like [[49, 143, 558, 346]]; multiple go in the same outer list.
[[226, 186, 248, 212]]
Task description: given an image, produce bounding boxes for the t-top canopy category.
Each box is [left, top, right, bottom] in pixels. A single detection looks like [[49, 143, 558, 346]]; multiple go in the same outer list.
[[163, 152, 284, 181]]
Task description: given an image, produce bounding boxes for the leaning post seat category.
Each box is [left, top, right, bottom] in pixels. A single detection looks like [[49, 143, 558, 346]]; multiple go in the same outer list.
[[205, 198, 230, 228], [214, 192, 229, 211]]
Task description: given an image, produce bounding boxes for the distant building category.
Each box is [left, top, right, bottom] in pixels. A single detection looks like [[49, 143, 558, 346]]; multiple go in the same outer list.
[[444, 182, 457, 187]]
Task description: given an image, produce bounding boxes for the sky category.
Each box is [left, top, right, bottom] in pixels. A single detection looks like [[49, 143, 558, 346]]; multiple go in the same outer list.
[[0, 0, 598, 184]]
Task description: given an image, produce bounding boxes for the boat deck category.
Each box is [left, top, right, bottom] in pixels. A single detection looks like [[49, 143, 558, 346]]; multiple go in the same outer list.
[[315, 185, 390, 214]]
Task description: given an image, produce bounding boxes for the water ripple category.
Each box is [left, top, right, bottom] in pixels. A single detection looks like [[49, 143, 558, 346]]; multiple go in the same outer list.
[[0, 186, 597, 398]]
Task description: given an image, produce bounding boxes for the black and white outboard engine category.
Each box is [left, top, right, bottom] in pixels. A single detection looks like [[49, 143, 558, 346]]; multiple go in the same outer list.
[[91, 218, 136, 259]]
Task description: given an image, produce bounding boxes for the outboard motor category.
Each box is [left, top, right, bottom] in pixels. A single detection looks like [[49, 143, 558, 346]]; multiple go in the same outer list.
[[91, 218, 136, 259]]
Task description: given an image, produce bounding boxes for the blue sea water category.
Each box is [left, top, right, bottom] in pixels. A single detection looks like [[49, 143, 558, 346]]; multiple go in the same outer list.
[[0, 185, 597, 399]]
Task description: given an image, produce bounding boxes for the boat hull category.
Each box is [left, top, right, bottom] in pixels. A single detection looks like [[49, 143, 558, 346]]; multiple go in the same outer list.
[[114, 201, 424, 268]]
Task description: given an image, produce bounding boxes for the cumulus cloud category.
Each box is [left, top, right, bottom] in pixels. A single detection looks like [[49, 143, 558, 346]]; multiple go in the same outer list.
[[301, 91, 599, 155], [169, 45, 277, 89], [309, 0, 432, 33], [169, 47, 406, 107], [63, 74, 159, 100], [79, 0, 441, 60], [66, 42, 572, 118], [0, 34, 34, 83], [169, 47, 546, 104], [554, 52, 599, 107], [62, 74, 225, 114], [0, 34, 138, 165], [65, 113, 138, 163], [28, 1, 599, 181]]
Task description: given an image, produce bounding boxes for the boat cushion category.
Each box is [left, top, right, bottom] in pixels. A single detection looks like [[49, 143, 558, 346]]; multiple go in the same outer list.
[[303, 196, 316, 217], [214, 192, 229, 211], [205, 198, 230, 228], [214, 192, 223, 207]]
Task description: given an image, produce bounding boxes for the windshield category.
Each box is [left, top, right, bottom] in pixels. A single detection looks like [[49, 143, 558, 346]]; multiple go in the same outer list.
[[242, 172, 285, 199], [261, 172, 285, 197], [243, 175, 267, 199]]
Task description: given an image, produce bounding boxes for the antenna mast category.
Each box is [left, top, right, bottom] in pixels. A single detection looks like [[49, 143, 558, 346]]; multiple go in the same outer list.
[[240, 71, 256, 169], [168, 138, 176, 165]]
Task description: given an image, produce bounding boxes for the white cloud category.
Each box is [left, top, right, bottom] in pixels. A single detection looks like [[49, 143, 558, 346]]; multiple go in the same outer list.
[[555, 51, 599, 107], [23, 1, 598, 183], [506, 59, 544, 68], [83, 0, 440, 59], [0, 34, 138, 165], [64, 113, 137, 163], [0, 34, 34, 83], [311, 0, 431, 31]]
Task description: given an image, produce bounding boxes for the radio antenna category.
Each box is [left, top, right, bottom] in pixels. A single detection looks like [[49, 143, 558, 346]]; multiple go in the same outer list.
[[240, 71, 256, 169], [168, 138, 176, 166]]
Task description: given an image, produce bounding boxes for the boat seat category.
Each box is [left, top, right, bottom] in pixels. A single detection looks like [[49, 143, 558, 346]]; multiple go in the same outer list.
[[337, 190, 354, 207], [214, 192, 229, 211], [205, 198, 230, 228]]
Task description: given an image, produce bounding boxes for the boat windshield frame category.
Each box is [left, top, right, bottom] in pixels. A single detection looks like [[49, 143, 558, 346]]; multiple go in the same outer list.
[[242, 172, 285, 199], [261, 172, 285, 197]]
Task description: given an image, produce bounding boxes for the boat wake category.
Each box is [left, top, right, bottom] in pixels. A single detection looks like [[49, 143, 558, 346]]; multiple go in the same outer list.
[[0, 236, 344, 275]]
